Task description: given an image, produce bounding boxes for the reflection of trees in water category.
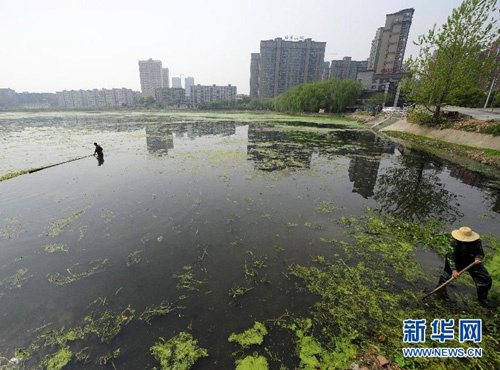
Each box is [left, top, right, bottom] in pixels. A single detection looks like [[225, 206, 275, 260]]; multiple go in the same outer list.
[[448, 166, 500, 214], [374, 150, 462, 223]]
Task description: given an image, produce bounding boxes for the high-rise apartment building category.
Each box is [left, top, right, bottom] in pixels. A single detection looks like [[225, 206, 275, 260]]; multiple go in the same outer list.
[[368, 9, 414, 74], [367, 28, 384, 71], [249, 53, 260, 98], [251, 37, 326, 98], [162, 68, 170, 89], [322, 61, 331, 81], [329, 57, 367, 80], [172, 77, 182, 89], [184, 77, 195, 97], [138, 58, 163, 97]]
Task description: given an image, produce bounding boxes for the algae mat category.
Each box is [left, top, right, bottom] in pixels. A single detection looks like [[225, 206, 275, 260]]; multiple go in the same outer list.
[[0, 112, 499, 369]]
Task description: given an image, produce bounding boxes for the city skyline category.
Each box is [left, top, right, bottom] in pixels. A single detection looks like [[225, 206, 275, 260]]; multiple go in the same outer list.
[[1, 0, 466, 95]]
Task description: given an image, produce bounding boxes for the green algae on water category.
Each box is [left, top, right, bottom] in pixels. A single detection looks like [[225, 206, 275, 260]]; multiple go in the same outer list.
[[126, 249, 143, 266], [172, 265, 208, 291], [41, 346, 72, 370], [0, 216, 23, 239], [47, 258, 108, 285], [0, 268, 30, 289], [45, 243, 69, 253], [228, 321, 268, 348], [44, 210, 84, 237], [235, 354, 269, 370], [139, 300, 184, 324], [0, 170, 30, 182], [150, 332, 208, 370], [84, 305, 135, 344], [229, 285, 254, 299], [99, 348, 121, 365]]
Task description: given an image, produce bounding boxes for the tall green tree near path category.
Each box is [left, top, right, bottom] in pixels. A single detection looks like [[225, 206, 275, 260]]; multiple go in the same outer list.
[[405, 0, 500, 120], [273, 79, 362, 113]]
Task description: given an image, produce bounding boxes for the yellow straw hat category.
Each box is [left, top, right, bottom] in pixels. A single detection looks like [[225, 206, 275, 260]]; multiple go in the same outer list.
[[451, 226, 480, 242]]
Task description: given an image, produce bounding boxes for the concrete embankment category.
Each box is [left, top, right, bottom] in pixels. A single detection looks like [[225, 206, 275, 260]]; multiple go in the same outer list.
[[377, 118, 500, 151]]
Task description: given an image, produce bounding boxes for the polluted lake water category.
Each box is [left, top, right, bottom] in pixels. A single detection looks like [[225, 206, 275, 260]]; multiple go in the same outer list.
[[1, 112, 500, 369]]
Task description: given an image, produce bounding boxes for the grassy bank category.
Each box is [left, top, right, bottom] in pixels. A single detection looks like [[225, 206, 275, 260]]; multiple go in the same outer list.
[[382, 131, 500, 174]]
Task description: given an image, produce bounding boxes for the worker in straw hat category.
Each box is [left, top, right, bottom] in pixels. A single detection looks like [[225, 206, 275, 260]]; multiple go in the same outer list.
[[437, 226, 496, 308]]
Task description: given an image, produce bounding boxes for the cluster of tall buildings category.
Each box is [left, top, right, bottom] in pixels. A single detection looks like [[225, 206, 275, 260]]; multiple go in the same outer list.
[[1, 8, 416, 109], [250, 8, 415, 101], [137, 58, 236, 106]]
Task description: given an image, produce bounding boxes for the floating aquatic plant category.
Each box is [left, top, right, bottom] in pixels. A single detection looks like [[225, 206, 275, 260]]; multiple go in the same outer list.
[[99, 348, 121, 365], [228, 321, 268, 348], [44, 243, 68, 253], [74, 347, 90, 364], [0, 268, 30, 289], [0, 170, 30, 182], [126, 249, 143, 267], [0, 216, 22, 239], [84, 305, 135, 344], [229, 285, 254, 299], [44, 210, 84, 237], [41, 346, 72, 370], [139, 300, 183, 324], [235, 353, 269, 370], [150, 332, 208, 370], [172, 265, 207, 291], [47, 258, 109, 285]]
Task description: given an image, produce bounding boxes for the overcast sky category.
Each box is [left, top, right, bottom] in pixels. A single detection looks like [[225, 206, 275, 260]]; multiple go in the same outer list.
[[1, 0, 467, 95]]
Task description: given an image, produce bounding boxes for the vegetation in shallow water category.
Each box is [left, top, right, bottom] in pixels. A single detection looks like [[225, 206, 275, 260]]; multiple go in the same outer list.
[[150, 331, 208, 370], [283, 211, 500, 369]]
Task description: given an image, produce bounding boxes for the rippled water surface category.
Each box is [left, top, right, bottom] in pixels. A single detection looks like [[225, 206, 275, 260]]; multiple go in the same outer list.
[[1, 112, 499, 368]]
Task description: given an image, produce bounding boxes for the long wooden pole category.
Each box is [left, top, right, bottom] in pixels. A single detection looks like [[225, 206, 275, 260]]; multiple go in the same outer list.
[[422, 261, 477, 301], [28, 155, 93, 174]]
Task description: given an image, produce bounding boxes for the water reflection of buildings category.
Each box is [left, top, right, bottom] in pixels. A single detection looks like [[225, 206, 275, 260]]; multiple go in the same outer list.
[[348, 156, 381, 198], [347, 136, 395, 198], [145, 122, 236, 155], [146, 125, 174, 155]]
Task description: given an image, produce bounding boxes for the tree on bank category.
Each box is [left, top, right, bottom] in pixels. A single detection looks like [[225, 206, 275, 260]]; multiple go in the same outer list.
[[274, 79, 362, 114], [405, 0, 499, 119]]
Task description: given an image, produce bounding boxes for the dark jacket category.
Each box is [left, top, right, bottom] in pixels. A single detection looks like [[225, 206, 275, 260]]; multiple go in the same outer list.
[[445, 239, 485, 271]]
